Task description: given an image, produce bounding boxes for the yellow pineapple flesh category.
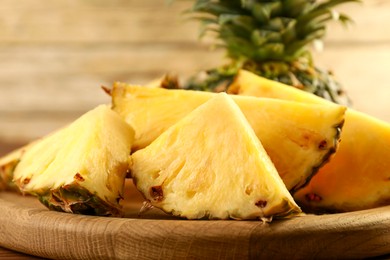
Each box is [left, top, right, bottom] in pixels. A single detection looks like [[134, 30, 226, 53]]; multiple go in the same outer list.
[[130, 93, 301, 220], [12, 105, 135, 216], [111, 83, 345, 192], [296, 111, 390, 212], [228, 70, 390, 212]]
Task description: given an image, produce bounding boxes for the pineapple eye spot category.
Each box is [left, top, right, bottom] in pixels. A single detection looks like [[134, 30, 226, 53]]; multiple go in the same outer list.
[[186, 190, 196, 199], [151, 171, 160, 180], [126, 169, 132, 178], [245, 186, 253, 196], [23, 178, 31, 185], [318, 140, 327, 150], [150, 185, 164, 202], [255, 200, 267, 208], [74, 173, 85, 182], [227, 86, 239, 95], [305, 193, 322, 202]]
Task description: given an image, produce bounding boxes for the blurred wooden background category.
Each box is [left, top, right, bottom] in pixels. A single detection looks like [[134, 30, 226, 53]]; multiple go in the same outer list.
[[0, 0, 389, 154]]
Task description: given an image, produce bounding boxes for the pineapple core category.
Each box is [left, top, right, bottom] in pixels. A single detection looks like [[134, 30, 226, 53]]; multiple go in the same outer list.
[[131, 93, 301, 220], [12, 105, 135, 216]]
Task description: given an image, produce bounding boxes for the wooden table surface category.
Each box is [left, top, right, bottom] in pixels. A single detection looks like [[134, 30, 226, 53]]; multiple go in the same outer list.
[[2, 189, 390, 260], [0, 247, 43, 259], [0, 144, 39, 259]]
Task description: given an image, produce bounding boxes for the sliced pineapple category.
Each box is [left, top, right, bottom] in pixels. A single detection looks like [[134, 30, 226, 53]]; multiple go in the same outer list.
[[12, 105, 134, 216], [130, 93, 301, 220], [296, 111, 390, 213], [111, 83, 345, 192], [228, 69, 390, 212]]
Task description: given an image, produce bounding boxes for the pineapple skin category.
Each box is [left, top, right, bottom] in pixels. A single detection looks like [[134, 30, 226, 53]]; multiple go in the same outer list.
[[131, 93, 301, 220], [230, 70, 390, 213], [111, 83, 345, 193], [38, 182, 123, 216], [12, 105, 135, 217], [0, 158, 19, 191]]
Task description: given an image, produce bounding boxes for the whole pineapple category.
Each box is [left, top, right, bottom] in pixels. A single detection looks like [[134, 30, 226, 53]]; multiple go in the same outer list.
[[178, 0, 359, 106]]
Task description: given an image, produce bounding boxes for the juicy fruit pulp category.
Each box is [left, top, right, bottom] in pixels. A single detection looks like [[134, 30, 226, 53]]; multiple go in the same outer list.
[[12, 105, 135, 216], [111, 83, 346, 192], [130, 93, 301, 220], [229, 70, 390, 212]]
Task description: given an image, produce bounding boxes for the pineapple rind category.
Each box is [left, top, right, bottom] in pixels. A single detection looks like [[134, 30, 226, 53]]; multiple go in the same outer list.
[[38, 182, 123, 216]]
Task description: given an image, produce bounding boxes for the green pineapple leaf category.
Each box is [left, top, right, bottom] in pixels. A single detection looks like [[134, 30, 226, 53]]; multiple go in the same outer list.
[[173, 0, 360, 106]]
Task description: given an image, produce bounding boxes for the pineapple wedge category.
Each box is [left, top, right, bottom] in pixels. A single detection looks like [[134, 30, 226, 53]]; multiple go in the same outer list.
[[297, 111, 390, 213], [111, 83, 346, 192], [228, 70, 390, 212], [130, 93, 301, 220], [11, 105, 134, 216]]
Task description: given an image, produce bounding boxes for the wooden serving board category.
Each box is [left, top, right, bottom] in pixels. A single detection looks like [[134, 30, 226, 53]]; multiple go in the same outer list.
[[1, 181, 390, 260]]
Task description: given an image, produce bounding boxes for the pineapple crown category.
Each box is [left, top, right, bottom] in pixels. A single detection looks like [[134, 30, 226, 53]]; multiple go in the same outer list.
[[185, 0, 361, 64]]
